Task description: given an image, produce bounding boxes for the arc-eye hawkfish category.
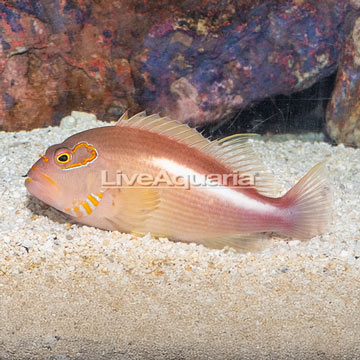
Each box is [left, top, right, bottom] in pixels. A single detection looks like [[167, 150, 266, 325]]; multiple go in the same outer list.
[[25, 112, 331, 252]]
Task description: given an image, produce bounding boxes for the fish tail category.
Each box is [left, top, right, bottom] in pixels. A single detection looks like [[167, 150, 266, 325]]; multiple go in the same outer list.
[[279, 161, 332, 239]]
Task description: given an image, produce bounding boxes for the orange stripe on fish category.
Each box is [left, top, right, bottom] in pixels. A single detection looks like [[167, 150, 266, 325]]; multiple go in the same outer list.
[[81, 201, 92, 215], [72, 205, 84, 217], [28, 165, 58, 188], [62, 142, 98, 170], [39, 154, 49, 162], [87, 193, 99, 206], [64, 192, 104, 218], [39, 172, 58, 188]]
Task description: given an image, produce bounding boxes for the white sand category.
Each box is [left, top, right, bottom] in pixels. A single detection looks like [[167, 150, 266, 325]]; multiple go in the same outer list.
[[0, 113, 359, 359]]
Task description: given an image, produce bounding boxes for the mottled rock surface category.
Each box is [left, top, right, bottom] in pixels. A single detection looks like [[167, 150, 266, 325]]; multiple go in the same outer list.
[[0, 0, 358, 132], [136, 0, 354, 125], [326, 16, 360, 147], [0, 0, 141, 130]]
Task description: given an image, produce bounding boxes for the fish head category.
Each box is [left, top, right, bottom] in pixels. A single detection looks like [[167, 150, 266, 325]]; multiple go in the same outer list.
[[25, 137, 103, 215]]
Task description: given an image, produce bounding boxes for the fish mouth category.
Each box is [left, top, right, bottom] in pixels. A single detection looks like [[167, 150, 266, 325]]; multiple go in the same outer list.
[[25, 166, 58, 189], [25, 166, 60, 207]]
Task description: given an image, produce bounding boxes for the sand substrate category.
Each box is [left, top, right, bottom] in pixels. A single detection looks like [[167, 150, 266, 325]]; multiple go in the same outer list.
[[0, 113, 359, 360]]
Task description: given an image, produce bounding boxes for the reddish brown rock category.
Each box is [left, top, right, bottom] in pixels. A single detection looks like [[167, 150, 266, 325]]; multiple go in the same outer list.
[[0, 0, 358, 132], [135, 0, 354, 125], [0, 0, 141, 130], [326, 17, 360, 147]]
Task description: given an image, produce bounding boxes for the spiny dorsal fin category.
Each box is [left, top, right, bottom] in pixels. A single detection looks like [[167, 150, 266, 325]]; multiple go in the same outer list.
[[117, 112, 280, 197], [115, 110, 129, 125], [116, 112, 211, 148]]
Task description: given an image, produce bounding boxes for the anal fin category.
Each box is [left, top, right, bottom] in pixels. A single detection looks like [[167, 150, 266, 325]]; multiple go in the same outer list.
[[204, 232, 275, 253]]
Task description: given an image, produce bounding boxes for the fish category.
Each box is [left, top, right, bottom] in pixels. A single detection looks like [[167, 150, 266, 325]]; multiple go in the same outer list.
[[25, 111, 332, 251]]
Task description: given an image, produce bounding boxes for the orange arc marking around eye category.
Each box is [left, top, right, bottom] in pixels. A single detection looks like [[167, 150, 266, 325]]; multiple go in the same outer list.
[[62, 142, 98, 170]]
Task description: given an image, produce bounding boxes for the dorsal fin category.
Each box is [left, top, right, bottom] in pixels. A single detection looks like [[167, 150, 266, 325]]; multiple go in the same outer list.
[[116, 112, 211, 148], [117, 112, 280, 197], [205, 135, 281, 197], [115, 110, 129, 125]]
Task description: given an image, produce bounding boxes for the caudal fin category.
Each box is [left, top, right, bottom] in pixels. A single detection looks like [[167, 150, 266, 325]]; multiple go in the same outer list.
[[280, 161, 332, 239]]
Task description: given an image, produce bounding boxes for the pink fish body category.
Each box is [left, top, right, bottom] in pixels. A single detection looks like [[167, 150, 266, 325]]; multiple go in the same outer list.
[[25, 112, 331, 251]]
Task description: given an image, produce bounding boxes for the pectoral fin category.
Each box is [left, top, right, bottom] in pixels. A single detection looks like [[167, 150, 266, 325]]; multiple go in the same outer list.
[[105, 187, 160, 232]]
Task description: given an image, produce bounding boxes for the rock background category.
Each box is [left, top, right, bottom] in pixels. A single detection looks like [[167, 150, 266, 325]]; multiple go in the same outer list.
[[0, 0, 360, 145], [135, 0, 351, 125], [326, 16, 360, 147]]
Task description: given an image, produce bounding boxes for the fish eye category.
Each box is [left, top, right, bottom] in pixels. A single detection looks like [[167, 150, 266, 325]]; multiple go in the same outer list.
[[55, 151, 71, 164]]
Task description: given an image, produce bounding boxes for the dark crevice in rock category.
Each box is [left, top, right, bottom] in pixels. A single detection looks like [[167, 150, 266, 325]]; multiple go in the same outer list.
[[8, 45, 48, 58], [200, 72, 337, 140]]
